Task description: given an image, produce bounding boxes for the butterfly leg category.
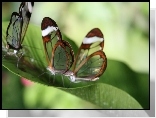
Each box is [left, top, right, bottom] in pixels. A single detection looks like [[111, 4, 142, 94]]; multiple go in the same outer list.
[[2, 53, 6, 59], [66, 77, 72, 88], [3, 48, 10, 59], [16, 53, 24, 68], [38, 71, 47, 78], [53, 74, 55, 84], [68, 81, 72, 88], [48, 74, 51, 86], [61, 75, 65, 87], [2, 51, 7, 59]]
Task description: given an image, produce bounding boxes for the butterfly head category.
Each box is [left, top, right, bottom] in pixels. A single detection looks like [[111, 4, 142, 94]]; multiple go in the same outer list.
[[69, 75, 76, 82]]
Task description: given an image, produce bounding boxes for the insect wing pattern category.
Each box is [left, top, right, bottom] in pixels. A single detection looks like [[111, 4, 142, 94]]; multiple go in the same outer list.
[[6, 12, 23, 51], [5, 2, 34, 54], [19, 2, 34, 44], [65, 28, 107, 83], [41, 17, 60, 64], [41, 17, 74, 75], [51, 40, 74, 74]]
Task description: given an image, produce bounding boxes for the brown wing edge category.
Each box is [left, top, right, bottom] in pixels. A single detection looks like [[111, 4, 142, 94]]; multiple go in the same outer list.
[[51, 40, 74, 73], [41, 17, 64, 72], [41, 17, 62, 43], [73, 50, 107, 81], [72, 28, 104, 71], [19, 2, 34, 44], [6, 12, 23, 50]]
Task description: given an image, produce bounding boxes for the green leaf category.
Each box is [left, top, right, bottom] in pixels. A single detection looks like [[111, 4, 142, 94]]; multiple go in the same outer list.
[[62, 83, 143, 109], [2, 21, 146, 109], [2, 67, 25, 109]]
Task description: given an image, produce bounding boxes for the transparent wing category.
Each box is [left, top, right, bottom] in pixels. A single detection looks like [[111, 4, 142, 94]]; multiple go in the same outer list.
[[42, 30, 61, 65], [6, 12, 23, 49], [19, 2, 34, 43], [73, 28, 104, 71], [41, 17, 61, 64], [51, 40, 74, 73], [74, 50, 107, 81]]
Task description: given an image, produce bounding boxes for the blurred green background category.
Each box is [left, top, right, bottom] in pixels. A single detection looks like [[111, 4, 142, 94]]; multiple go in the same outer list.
[[2, 2, 149, 109]]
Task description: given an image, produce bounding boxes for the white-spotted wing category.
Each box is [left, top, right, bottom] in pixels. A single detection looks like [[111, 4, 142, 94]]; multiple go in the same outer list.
[[64, 28, 107, 83], [41, 17, 74, 75], [19, 2, 34, 43]]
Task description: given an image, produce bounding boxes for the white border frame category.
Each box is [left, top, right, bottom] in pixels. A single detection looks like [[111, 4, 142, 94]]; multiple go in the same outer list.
[[3, 2, 156, 118]]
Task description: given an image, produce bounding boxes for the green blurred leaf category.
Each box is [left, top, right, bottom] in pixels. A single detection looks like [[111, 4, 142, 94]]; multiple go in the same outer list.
[[2, 21, 146, 109], [2, 67, 25, 109], [62, 83, 143, 109]]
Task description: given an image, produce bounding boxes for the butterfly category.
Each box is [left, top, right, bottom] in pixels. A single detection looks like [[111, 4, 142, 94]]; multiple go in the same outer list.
[[41, 17, 74, 78], [4, 2, 34, 66], [64, 28, 107, 83]]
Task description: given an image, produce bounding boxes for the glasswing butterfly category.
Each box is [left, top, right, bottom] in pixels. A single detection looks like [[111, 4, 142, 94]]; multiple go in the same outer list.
[[3, 2, 34, 67], [64, 28, 107, 83], [41, 17, 74, 84]]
